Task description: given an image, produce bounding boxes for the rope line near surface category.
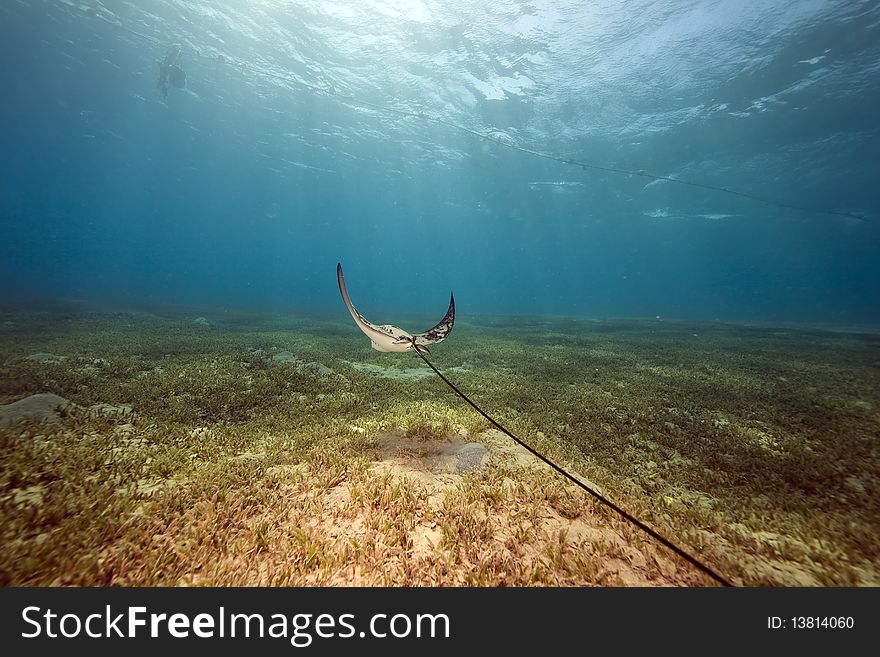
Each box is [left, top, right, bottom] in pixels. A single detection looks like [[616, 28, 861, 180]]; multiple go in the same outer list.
[[62, 0, 865, 223], [413, 347, 735, 588]]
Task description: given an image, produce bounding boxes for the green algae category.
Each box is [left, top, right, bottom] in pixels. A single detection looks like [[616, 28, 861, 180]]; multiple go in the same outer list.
[[0, 310, 877, 586]]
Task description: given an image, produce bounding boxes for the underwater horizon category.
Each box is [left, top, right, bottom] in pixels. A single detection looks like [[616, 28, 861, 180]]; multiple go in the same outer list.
[[1, 0, 879, 326]]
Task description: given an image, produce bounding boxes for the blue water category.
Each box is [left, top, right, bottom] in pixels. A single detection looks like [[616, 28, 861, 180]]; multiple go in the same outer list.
[[1, 0, 879, 325]]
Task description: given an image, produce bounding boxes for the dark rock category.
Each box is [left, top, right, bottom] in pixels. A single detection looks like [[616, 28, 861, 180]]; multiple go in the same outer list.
[[0, 393, 77, 427]]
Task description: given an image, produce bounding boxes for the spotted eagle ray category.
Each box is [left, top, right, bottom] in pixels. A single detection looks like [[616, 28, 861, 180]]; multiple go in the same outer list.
[[336, 262, 454, 353], [334, 262, 733, 586]]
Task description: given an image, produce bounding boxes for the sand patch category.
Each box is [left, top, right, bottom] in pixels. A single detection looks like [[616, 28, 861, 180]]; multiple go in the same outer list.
[[372, 430, 489, 474], [349, 362, 434, 380], [347, 361, 472, 380], [26, 352, 67, 363]]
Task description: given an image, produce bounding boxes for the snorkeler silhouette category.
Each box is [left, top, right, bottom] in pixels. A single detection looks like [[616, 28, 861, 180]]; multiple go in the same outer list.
[[157, 45, 187, 99]]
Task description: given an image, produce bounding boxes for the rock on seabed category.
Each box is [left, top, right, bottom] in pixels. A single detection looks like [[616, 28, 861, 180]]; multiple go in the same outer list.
[[0, 393, 77, 427]]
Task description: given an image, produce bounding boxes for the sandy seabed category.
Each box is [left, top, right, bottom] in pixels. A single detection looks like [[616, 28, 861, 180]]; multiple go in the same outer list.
[[1, 308, 878, 586]]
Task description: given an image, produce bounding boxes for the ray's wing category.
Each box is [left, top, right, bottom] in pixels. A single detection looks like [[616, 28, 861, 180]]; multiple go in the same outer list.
[[413, 292, 455, 347], [337, 263, 394, 340]]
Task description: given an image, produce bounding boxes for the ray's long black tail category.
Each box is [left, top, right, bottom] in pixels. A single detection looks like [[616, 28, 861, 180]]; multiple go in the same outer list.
[[413, 347, 734, 588]]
